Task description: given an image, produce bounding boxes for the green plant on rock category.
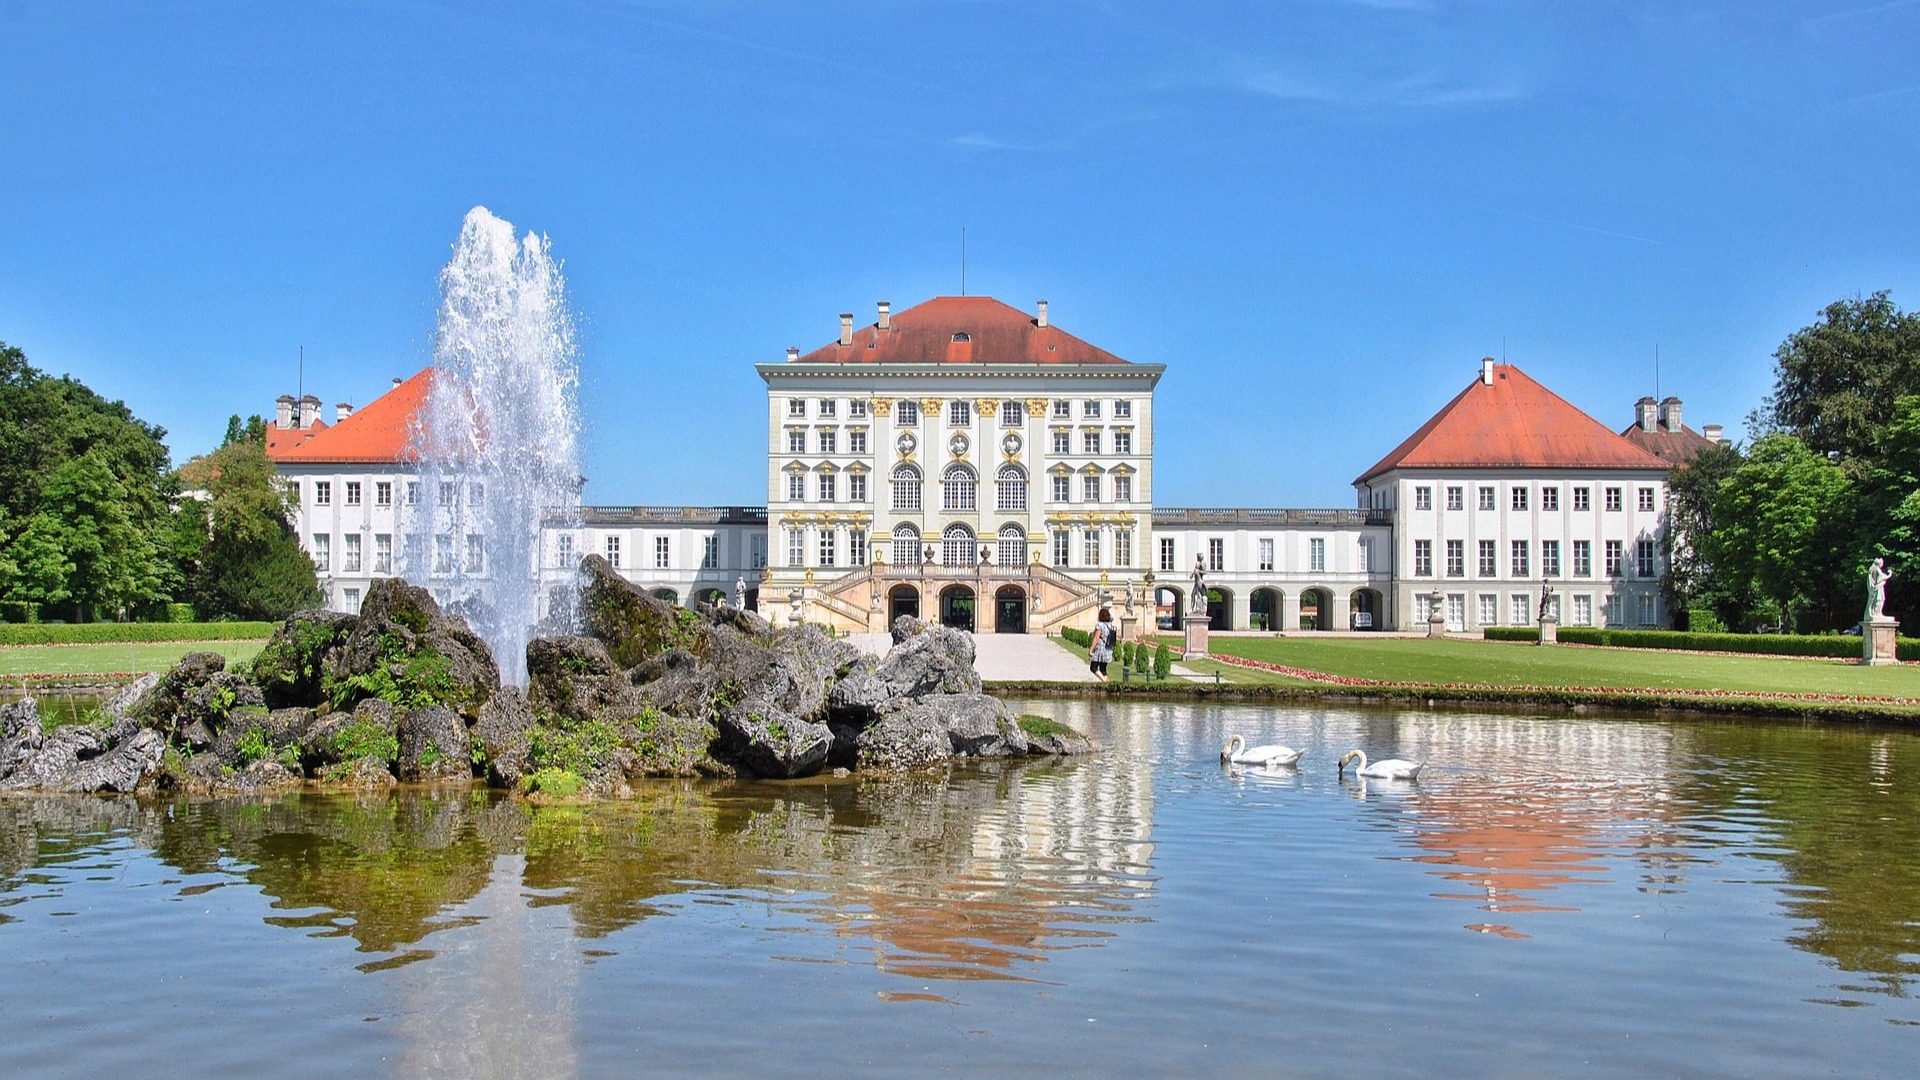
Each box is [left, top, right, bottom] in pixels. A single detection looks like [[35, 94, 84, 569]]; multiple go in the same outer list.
[[1016, 713, 1073, 738], [526, 712, 626, 778], [519, 766, 585, 798], [233, 725, 271, 766], [324, 636, 459, 711], [328, 718, 400, 764]]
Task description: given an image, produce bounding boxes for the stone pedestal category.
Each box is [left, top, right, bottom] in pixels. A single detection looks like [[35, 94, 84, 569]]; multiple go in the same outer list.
[[1118, 615, 1138, 646], [1184, 614, 1211, 660], [1427, 610, 1447, 638], [1863, 617, 1899, 666], [1537, 614, 1558, 645]]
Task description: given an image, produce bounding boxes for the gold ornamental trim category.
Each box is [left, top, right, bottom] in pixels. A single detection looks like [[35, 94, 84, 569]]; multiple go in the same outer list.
[[870, 398, 893, 417], [1026, 398, 1048, 417], [974, 398, 998, 416], [920, 397, 942, 416]]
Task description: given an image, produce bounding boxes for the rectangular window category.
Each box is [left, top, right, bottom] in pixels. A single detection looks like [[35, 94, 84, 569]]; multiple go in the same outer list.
[[751, 535, 766, 569], [1114, 430, 1132, 454], [1001, 400, 1024, 426], [1638, 593, 1656, 626], [375, 481, 392, 507], [702, 535, 718, 569], [1053, 528, 1071, 568], [1512, 594, 1532, 625], [1259, 538, 1275, 572], [1511, 540, 1530, 577], [1083, 528, 1101, 566], [1605, 594, 1623, 626], [1359, 536, 1373, 572], [464, 534, 484, 574], [1636, 539, 1657, 578], [818, 430, 836, 454], [1113, 474, 1132, 502], [1574, 486, 1591, 511], [897, 400, 919, 426], [1573, 540, 1591, 576], [788, 399, 806, 418], [374, 534, 392, 573], [1114, 399, 1131, 418], [403, 534, 423, 574], [1445, 539, 1464, 577], [1573, 594, 1592, 626], [439, 481, 457, 506], [1446, 486, 1463, 511], [1208, 538, 1225, 572], [849, 399, 868, 420], [1083, 474, 1100, 502], [1511, 487, 1529, 511], [1605, 540, 1623, 576], [343, 533, 362, 572], [1479, 594, 1499, 626], [1115, 528, 1133, 567], [850, 529, 868, 566], [406, 481, 420, 506], [343, 588, 361, 616], [311, 533, 331, 570], [818, 398, 836, 418], [949, 400, 971, 426], [819, 473, 836, 502], [1052, 431, 1070, 454], [1478, 539, 1496, 577], [787, 430, 805, 453], [1160, 537, 1176, 572], [1541, 487, 1559, 511], [345, 481, 362, 507], [1415, 486, 1432, 510], [605, 536, 621, 568], [555, 533, 572, 570], [1478, 486, 1496, 511], [1309, 537, 1326, 572], [1542, 539, 1561, 577], [434, 533, 453, 575], [1083, 431, 1101, 454], [1414, 539, 1433, 576], [787, 473, 805, 502], [787, 528, 804, 567], [1605, 487, 1623, 511], [848, 429, 867, 454], [1638, 487, 1656, 512], [314, 481, 332, 506], [648, 536, 666, 569], [1052, 399, 1071, 419], [1083, 400, 1101, 419], [848, 473, 867, 503], [819, 530, 836, 568], [1052, 474, 1071, 503]]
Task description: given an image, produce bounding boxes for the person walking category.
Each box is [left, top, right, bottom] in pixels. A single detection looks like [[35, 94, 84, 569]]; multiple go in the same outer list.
[[1088, 607, 1116, 681]]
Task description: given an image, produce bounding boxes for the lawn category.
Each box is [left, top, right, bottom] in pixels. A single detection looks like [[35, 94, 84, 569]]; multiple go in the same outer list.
[[1170, 635, 1920, 699], [0, 639, 266, 679]]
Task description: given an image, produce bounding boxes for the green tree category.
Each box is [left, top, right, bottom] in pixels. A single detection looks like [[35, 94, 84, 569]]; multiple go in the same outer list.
[[1855, 395, 1920, 624], [7, 452, 167, 620], [1707, 434, 1854, 631], [186, 437, 320, 619], [1755, 292, 1920, 466], [1662, 441, 1754, 628]]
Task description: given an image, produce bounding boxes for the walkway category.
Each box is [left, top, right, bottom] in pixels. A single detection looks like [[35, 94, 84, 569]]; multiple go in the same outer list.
[[844, 631, 1097, 682]]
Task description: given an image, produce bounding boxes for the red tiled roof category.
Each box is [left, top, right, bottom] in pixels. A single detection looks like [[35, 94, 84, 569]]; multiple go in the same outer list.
[[1354, 363, 1669, 484], [264, 418, 327, 457], [1619, 423, 1719, 466], [793, 296, 1131, 365], [268, 369, 432, 465]]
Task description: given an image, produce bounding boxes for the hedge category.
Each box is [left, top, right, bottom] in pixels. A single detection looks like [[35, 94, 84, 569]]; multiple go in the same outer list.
[[1482, 626, 1919, 661], [1060, 626, 1092, 648], [0, 622, 276, 646]]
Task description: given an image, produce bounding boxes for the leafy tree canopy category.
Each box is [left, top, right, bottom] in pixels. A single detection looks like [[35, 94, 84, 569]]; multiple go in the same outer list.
[[1755, 292, 1920, 466], [1707, 434, 1854, 632], [0, 340, 174, 523], [184, 437, 320, 620]]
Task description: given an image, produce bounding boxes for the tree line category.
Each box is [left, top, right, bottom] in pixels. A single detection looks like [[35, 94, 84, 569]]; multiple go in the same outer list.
[[1, 340, 318, 622], [1665, 291, 1920, 633]]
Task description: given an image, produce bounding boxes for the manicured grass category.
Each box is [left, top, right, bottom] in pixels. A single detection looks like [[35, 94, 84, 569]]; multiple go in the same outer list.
[[0, 639, 266, 679], [1170, 635, 1920, 698]]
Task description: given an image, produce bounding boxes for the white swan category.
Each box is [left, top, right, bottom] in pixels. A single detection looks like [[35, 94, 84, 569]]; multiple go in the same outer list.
[[1221, 734, 1305, 767], [1337, 749, 1422, 780]]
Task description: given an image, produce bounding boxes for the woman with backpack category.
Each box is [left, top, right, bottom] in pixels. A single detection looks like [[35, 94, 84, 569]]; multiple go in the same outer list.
[[1088, 607, 1116, 680]]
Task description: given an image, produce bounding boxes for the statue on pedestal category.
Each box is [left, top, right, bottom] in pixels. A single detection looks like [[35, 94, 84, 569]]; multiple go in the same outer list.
[[734, 575, 747, 609], [1538, 580, 1556, 622], [1190, 555, 1208, 615], [1868, 557, 1893, 621]]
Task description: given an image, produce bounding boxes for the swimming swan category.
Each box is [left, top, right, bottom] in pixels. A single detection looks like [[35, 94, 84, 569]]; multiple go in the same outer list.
[[1221, 734, 1305, 767], [1337, 749, 1422, 780]]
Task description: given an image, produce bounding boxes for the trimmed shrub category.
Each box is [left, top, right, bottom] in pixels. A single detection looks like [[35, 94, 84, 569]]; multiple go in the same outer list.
[[1484, 625, 1918, 660], [1133, 641, 1149, 676], [1061, 626, 1092, 649], [1483, 627, 1539, 643], [0, 621, 276, 646], [167, 603, 197, 623], [1152, 642, 1172, 680], [1684, 609, 1726, 633]]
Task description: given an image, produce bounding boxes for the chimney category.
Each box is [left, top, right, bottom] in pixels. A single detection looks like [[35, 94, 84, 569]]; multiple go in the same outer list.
[[335, 402, 353, 423], [1635, 395, 1658, 433], [298, 394, 322, 430], [786, 346, 800, 362], [1703, 423, 1724, 444], [877, 300, 891, 331], [275, 394, 295, 429], [1480, 357, 1495, 386], [391, 376, 403, 390], [1036, 300, 1049, 329], [1659, 396, 1682, 433], [840, 313, 853, 346]]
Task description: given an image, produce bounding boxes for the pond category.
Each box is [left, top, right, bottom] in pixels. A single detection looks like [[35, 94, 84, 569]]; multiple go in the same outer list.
[[2, 699, 1917, 1078]]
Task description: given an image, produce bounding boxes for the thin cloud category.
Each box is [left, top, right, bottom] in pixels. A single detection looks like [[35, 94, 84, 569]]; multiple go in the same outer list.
[[1510, 213, 1662, 247], [1847, 82, 1920, 102], [1241, 68, 1526, 109], [948, 134, 1071, 153]]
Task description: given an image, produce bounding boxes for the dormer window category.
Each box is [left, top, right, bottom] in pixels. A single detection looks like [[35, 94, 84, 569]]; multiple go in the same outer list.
[[951, 332, 971, 343]]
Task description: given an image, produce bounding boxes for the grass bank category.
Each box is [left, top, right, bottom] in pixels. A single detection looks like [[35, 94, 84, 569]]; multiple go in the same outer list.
[[0, 639, 267, 682]]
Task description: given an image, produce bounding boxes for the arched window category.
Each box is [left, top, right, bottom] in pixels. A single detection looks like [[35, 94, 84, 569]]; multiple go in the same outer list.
[[942, 464, 977, 512], [995, 465, 1027, 512], [942, 523, 977, 567], [997, 524, 1027, 568], [891, 464, 922, 511], [892, 525, 922, 567]]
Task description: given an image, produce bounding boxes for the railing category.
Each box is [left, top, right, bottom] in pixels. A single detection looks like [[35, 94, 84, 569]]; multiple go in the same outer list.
[[1152, 507, 1392, 526], [572, 505, 769, 526]]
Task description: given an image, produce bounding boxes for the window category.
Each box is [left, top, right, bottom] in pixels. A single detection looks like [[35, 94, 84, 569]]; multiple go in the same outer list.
[[345, 482, 362, 507], [1479, 594, 1499, 626], [465, 534, 484, 574], [1573, 486, 1591, 511], [554, 533, 572, 570], [1478, 540, 1496, 577], [1512, 594, 1532, 625], [997, 526, 1026, 567], [1259, 538, 1275, 572], [1542, 539, 1561, 577], [311, 533, 331, 570], [948, 400, 972, 426], [1359, 537, 1373, 572], [1414, 539, 1433, 576], [1051, 474, 1071, 503], [1052, 431, 1070, 454], [1160, 537, 1177, 572], [1572, 594, 1592, 626], [376, 481, 392, 507], [1445, 539, 1464, 577], [942, 465, 977, 511], [897, 400, 919, 426], [1083, 528, 1101, 567], [1114, 430, 1132, 454], [1605, 486, 1622, 511], [1541, 487, 1559, 511], [751, 535, 766, 569], [315, 481, 332, 506], [1001, 400, 1024, 426], [1511, 487, 1529, 511], [787, 473, 805, 502], [850, 529, 868, 566], [1082, 474, 1101, 502], [1605, 594, 1623, 627], [787, 528, 805, 568], [1113, 474, 1132, 502], [374, 534, 392, 573], [818, 472, 836, 502], [1115, 528, 1133, 567], [787, 430, 805, 453], [1309, 537, 1327, 573], [1511, 540, 1529, 577], [1638, 593, 1657, 626], [1082, 431, 1101, 454], [996, 466, 1028, 511], [849, 399, 868, 420], [403, 534, 423, 574], [1208, 538, 1225, 572], [1478, 486, 1496, 511], [788, 398, 807, 418], [435, 534, 454, 575], [942, 526, 976, 567], [406, 482, 420, 506], [1573, 540, 1591, 576], [343, 533, 362, 572], [1636, 539, 1656, 578], [1053, 528, 1071, 567], [343, 588, 361, 616], [892, 465, 921, 511], [819, 530, 836, 568], [1446, 486, 1463, 511], [1114, 399, 1132, 418], [1415, 486, 1432, 510], [605, 536, 621, 568], [818, 398, 836, 418], [848, 429, 867, 454], [1605, 540, 1623, 576], [649, 536, 666, 569], [1638, 487, 1656, 512], [1052, 400, 1070, 419], [1083, 400, 1101, 419], [439, 481, 456, 506], [818, 430, 837, 454], [849, 472, 867, 503], [893, 526, 921, 567]]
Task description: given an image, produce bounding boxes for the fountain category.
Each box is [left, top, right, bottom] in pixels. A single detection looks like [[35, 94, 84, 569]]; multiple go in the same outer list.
[[408, 206, 582, 684]]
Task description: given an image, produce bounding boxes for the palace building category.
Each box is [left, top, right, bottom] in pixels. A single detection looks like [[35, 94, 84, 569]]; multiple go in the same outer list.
[[267, 293, 1718, 634]]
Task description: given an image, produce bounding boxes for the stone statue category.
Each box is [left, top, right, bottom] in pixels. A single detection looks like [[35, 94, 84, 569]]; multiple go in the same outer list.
[[1868, 557, 1893, 621], [1538, 580, 1556, 622], [1123, 583, 1136, 615], [734, 575, 747, 609], [1190, 555, 1207, 615]]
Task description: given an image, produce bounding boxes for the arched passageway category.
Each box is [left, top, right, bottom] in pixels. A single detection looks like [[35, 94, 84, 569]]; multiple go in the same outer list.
[[1250, 588, 1282, 632], [888, 584, 920, 624], [1349, 588, 1382, 631], [1206, 587, 1232, 630], [650, 588, 680, 606], [994, 585, 1027, 634], [940, 585, 976, 632], [1154, 586, 1184, 631], [1299, 588, 1332, 631]]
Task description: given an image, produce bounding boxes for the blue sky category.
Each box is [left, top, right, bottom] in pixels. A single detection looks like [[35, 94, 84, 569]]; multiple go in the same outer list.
[[2, 0, 1916, 507]]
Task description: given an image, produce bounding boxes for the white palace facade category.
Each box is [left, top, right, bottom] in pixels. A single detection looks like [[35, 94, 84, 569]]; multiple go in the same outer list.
[[267, 294, 1719, 635]]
